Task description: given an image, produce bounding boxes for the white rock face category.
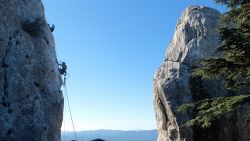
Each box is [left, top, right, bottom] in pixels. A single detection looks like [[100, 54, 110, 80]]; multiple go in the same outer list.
[[165, 6, 221, 65], [154, 6, 218, 141], [0, 0, 63, 141], [154, 5, 250, 141]]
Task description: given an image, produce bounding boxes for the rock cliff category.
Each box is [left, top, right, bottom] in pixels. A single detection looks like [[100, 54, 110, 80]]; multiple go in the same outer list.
[[153, 6, 250, 141], [0, 0, 63, 141]]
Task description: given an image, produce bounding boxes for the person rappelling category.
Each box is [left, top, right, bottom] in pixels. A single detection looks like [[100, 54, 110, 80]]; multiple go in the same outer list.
[[58, 61, 67, 76], [58, 61, 69, 86]]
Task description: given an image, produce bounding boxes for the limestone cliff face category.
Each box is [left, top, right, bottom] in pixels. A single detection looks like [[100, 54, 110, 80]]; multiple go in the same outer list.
[[0, 1, 63, 141], [153, 6, 250, 141]]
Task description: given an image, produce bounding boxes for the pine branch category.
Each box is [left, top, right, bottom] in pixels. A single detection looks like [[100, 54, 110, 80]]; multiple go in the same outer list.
[[177, 94, 250, 128]]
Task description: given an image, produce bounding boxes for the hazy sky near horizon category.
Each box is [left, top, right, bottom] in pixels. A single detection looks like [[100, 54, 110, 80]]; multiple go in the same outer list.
[[42, 0, 225, 131]]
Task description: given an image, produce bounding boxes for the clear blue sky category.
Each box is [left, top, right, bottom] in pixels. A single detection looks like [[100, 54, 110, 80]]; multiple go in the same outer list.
[[42, 0, 225, 131]]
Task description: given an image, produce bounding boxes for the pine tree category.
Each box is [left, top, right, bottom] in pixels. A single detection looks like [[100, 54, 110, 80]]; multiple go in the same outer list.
[[177, 0, 250, 128]]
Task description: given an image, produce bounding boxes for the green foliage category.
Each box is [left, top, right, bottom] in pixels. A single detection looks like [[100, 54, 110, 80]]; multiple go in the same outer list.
[[177, 94, 250, 128], [214, 0, 249, 8], [177, 0, 250, 128], [193, 4, 250, 91]]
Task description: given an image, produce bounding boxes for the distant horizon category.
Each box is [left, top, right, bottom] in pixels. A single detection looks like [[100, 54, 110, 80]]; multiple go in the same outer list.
[[62, 129, 157, 132], [61, 129, 158, 141]]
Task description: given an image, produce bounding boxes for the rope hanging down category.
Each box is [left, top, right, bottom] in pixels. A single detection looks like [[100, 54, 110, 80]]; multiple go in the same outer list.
[[58, 61, 78, 141], [63, 83, 78, 141], [53, 28, 77, 140]]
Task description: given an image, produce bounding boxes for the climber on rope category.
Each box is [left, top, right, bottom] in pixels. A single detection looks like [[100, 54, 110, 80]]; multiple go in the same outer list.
[[58, 61, 69, 86], [58, 61, 68, 76]]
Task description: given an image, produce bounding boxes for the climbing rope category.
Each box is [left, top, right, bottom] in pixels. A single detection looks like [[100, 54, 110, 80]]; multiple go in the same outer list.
[[53, 32, 77, 140], [63, 77, 78, 141], [51, 27, 76, 140]]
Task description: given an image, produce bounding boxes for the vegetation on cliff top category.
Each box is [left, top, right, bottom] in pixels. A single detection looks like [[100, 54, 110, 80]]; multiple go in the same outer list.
[[178, 0, 250, 128]]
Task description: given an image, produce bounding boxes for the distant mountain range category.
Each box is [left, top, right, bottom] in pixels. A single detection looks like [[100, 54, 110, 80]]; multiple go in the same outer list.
[[61, 129, 158, 141]]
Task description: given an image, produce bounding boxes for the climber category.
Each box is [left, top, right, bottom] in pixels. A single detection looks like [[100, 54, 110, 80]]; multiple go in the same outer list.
[[57, 61, 70, 86], [58, 61, 67, 76], [48, 24, 55, 32]]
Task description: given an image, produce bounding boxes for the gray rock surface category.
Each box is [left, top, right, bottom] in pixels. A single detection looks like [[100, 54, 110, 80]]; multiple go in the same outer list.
[[0, 0, 63, 141], [153, 6, 250, 141]]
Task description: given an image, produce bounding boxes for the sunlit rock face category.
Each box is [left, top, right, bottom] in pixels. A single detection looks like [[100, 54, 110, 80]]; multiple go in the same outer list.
[[0, 0, 63, 141], [153, 6, 250, 141]]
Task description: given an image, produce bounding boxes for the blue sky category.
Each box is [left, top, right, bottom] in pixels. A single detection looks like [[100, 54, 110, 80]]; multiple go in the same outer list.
[[42, 0, 225, 131]]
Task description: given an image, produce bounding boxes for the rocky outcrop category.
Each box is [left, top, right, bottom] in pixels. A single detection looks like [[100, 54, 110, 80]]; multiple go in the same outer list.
[[0, 1, 63, 141], [153, 6, 250, 141]]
